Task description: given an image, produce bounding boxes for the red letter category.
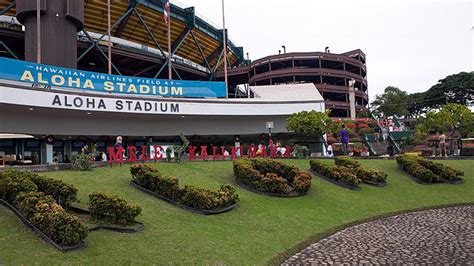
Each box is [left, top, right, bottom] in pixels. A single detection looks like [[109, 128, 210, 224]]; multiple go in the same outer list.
[[212, 146, 219, 161], [200, 146, 208, 160], [269, 145, 278, 158], [140, 145, 150, 161], [231, 146, 243, 160], [284, 146, 291, 158], [221, 146, 227, 160], [189, 146, 197, 161], [247, 145, 256, 158], [108, 146, 124, 164], [259, 145, 267, 158], [128, 146, 137, 162], [153, 146, 163, 161]]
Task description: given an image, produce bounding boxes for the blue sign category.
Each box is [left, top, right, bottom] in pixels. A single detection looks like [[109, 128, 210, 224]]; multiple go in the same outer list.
[[0, 57, 226, 98]]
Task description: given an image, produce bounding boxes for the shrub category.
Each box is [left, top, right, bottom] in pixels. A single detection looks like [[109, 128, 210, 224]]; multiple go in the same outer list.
[[29, 175, 78, 206], [293, 171, 312, 193], [334, 156, 387, 183], [416, 158, 464, 181], [233, 159, 311, 195], [89, 192, 142, 225], [356, 168, 387, 183], [0, 169, 78, 206], [0, 176, 38, 203], [334, 156, 361, 169], [71, 153, 96, 171], [130, 164, 238, 210], [461, 143, 474, 156], [396, 155, 441, 183], [310, 159, 361, 186], [14, 191, 87, 246]]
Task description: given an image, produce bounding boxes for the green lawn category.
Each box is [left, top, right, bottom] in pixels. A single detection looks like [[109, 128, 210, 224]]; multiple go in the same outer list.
[[0, 159, 473, 265]]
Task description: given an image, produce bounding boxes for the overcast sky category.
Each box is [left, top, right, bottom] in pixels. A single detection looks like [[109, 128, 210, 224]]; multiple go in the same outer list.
[[176, 0, 472, 102]]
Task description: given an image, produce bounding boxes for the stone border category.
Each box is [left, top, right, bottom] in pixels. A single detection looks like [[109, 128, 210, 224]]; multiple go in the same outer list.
[[69, 205, 144, 233], [235, 180, 306, 198], [397, 166, 464, 185], [310, 170, 361, 191], [130, 180, 238, 215], [0, 199, 86, 252], [268, 202, 474, 265]]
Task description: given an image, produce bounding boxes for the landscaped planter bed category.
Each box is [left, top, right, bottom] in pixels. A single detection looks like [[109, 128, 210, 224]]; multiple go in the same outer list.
[[235, 180, 305, 197], [0, 199, 86, 252], [130, 164, 239, 215], [0, 169, 144, 251], [396, 155, 464, 185], [233, 159, 312, 197], [69, 205, 144, 233], [334, 156, 388, 187], [309, 169, 361, 191], [130, 180, 237, 215], [309, 160, 362, 191]]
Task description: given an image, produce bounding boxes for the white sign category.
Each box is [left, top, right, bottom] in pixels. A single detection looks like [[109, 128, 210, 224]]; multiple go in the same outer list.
[[0, 85, 325, 116]]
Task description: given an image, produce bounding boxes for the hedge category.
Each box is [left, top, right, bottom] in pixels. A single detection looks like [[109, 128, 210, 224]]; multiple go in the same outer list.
[[0, 169, 78, 206], [89, 192, 142, 225], [12, 191, 88, 246], [0, 170, 87, 246], [233, 159, 312, 195], [334, 156, 387, 183], [310, 160, 361, 186], [130, 164, 239, 210], [396, 155, 464, 183]]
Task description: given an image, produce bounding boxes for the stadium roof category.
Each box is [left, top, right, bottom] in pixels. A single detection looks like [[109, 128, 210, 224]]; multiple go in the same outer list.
[[250, 83, 324, 102], [0, 0, 244, 70]]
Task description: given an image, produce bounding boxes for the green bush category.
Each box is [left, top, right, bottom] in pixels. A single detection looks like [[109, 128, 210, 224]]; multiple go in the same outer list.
[[29, 175, 78, 206], [0, 169, 78, 206], [130, 164, 239, 210], [334, 156, 387, 183], [233, 159, 312, 195], [0, 176, 38, 203], [89, 192, 142, 225], [310, 159, 361, 186], [14, 191, 87, 246], [396, 155, 442, 183], [71, 153, 96, 171], [406, 156, 464, 182]]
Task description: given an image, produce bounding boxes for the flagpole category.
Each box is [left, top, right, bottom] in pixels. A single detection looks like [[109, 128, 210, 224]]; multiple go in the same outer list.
[[36, 0, 41, 64], [222, 0, 228, 98], [167, 4, 172, 80], [107, 0, 112, 74]]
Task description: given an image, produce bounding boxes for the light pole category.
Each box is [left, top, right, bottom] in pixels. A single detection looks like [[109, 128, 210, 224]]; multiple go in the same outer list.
[[266, 122, 274, 142], [282, 45, 286, 54], [222, 0, 228, 98], [36, 0, 41, 64]]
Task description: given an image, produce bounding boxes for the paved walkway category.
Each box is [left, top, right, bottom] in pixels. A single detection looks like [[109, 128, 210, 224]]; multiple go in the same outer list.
[[283, 205, 473, 265]]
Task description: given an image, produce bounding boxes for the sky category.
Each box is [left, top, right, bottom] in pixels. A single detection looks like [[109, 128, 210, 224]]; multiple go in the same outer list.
[[175, 0, 473, 102]]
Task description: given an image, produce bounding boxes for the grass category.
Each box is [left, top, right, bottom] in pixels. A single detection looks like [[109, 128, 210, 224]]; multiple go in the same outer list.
[[0, 159, 472, 265]]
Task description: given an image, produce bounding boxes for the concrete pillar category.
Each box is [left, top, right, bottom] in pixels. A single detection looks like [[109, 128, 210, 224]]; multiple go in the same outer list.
[[348, 79, 356, 118], [16, 0, 84, 68]]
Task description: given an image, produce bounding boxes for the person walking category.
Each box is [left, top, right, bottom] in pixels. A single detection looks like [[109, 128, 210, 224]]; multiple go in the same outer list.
[[339, 124, 349, 156], [438, 132, 447, 157]]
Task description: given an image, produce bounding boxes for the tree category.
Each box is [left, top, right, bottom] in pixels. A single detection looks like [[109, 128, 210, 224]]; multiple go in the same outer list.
[[423, 72, 474, 109], [286, 110, 337, 138], [371, 86, 409, 117], [416, 103, 474, 137]]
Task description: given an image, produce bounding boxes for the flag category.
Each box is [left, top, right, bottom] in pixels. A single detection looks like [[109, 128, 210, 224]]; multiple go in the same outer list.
[[163, 0, 170, 24]]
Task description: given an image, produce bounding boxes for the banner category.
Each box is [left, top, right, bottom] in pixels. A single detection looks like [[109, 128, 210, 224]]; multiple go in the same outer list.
[[0, 57, 226, 98]]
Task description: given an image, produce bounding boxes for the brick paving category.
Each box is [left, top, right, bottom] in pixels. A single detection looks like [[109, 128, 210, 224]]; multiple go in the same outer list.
[[283, 205, 473, 265]]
